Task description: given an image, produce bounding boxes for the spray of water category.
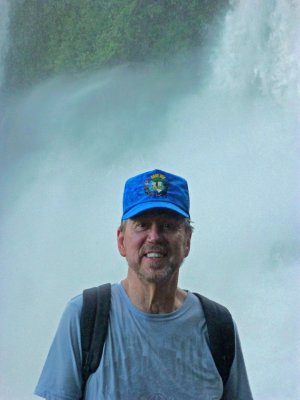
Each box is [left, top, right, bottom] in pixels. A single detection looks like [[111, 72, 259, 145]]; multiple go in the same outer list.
[[212, 0, 300, 103], [0, 1, 299, 399]]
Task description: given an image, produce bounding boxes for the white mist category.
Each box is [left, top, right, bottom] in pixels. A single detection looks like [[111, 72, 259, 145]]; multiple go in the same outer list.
[[0, 1, 299, 399]]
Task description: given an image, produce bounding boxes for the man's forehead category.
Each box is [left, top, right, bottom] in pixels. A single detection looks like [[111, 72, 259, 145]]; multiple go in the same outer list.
[[131, 208, 184, 220]]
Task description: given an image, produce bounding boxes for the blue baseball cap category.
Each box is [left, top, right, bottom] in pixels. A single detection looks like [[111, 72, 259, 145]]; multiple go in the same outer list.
[[122, 169, 190, 220]]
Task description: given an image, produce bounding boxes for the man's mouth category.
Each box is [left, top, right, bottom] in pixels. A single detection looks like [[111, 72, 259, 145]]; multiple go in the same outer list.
[[145, 252, 165, 258]]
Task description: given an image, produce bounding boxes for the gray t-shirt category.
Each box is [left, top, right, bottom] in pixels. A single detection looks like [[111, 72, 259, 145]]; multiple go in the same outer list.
[[35, 283, 253, 400]]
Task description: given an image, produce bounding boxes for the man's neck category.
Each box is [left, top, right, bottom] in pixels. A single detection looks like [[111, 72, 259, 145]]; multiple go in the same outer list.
[[121, 275, 187, 314]]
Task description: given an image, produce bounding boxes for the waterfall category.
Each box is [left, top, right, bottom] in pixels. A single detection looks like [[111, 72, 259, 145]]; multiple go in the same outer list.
[[211, 0, 300, 104]]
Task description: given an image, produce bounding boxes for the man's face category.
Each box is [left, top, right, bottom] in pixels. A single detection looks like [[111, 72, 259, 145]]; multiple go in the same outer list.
[[117, 209, 191, 285]]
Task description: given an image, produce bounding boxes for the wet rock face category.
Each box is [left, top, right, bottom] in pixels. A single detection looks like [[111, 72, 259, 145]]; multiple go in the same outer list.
[[3, 0, 228, 90]]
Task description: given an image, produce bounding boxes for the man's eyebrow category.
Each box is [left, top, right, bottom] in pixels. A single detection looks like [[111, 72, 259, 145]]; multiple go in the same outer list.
[[131, 218, 148, 224]]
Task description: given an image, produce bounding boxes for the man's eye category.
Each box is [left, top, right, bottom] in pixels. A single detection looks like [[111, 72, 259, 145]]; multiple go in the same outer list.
[[135, 222, 148, 230], [162, 222, 176, 231]]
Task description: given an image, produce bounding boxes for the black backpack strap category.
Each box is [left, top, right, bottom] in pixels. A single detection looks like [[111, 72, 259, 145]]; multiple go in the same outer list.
[[193, 293, 235, 390], [80, 283, 111, 399]]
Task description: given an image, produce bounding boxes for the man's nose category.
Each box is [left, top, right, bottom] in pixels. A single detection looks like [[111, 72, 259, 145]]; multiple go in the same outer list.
[[147, 224, 163, 242]]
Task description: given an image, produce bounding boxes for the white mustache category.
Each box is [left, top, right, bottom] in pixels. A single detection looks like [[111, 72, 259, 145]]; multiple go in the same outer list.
[[140, 245, 168, 256]]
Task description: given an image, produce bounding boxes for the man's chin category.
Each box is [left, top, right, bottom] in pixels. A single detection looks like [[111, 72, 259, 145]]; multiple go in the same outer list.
[[138, 267, 175, 285]]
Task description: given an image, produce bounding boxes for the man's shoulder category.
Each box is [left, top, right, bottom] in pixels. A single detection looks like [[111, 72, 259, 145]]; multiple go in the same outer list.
[[59, 293, 83, 322], [67, 293, 83, 308], [192, 292, 232, 313]]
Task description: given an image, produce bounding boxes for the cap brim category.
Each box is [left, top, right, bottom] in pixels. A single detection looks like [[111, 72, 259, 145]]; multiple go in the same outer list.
[[122, 201, 189, 220]]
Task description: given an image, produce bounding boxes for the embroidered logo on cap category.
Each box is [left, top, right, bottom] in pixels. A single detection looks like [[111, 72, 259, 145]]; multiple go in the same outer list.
[[144, 173, 169, 196]]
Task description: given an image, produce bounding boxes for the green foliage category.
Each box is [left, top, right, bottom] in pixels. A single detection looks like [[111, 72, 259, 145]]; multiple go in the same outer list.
[[4, 0, 228, 89]]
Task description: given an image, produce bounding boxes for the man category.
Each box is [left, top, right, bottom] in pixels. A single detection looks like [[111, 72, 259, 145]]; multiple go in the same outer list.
[[35, 169, 253, 400]]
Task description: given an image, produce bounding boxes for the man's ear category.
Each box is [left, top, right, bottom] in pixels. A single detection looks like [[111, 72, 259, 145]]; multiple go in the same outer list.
[[117, 228, 126, 257], [184, 232, 192, 258]]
